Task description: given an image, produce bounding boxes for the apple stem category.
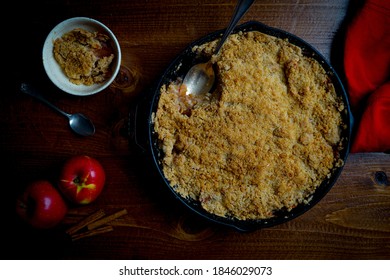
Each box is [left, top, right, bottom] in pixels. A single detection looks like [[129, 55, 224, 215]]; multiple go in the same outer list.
[[17, 200, 27, 209]]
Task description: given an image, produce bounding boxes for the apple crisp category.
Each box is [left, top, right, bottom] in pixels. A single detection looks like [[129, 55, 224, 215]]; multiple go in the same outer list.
[[53, 28, 115, 85], [153, 31, 345, 220]]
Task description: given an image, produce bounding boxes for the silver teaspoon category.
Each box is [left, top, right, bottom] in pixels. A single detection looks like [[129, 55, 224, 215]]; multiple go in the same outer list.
[[182, 0, 255, 97], [20, 83, 95, 137]]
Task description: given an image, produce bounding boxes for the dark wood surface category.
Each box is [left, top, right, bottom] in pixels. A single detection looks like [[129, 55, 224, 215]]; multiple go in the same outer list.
[[3, 0, 389, 260]]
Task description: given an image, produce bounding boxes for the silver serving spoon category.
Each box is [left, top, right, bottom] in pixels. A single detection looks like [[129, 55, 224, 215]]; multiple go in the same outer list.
[[20, 83, 95, 136], [182, 0, 255, 97]]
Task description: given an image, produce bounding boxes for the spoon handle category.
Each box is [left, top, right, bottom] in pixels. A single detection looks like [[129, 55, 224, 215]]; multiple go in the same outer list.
[[214, 0, 255, 54], [20, 83, 70, 118]]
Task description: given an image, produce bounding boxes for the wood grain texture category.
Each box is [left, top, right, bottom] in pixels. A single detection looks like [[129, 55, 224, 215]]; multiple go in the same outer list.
[[3, 0, 389, 260]]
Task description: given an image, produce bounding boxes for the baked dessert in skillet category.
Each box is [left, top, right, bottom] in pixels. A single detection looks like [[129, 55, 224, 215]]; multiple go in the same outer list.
[[153, 30, 345, 220]]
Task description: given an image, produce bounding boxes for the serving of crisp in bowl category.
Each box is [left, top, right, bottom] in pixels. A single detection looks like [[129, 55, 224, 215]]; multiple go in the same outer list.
[[42, 17, 121, 96], [134, 21, 352, 231]]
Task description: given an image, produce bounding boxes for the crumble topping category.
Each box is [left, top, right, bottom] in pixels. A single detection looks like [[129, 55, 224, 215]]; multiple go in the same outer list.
[[53, 28, 115, 85]]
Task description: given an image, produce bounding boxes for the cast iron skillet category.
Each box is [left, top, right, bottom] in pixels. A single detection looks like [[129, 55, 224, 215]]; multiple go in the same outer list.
[[132, 20, 353, 231]]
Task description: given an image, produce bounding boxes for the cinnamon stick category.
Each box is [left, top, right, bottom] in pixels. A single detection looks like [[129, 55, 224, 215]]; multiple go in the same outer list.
[[71, 225, 114, 241], [87, 208, 128, 231], [66, 209, 106, 235]]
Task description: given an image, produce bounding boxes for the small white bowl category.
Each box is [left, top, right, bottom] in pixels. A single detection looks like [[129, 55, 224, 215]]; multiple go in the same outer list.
[[42, 17, 121, 96]]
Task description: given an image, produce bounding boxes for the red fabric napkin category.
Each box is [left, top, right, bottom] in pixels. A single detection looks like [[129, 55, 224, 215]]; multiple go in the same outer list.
[[343, 0, 390, 153]]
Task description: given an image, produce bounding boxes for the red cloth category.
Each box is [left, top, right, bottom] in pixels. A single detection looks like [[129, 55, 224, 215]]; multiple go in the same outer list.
[[343, 0, 390, 153]]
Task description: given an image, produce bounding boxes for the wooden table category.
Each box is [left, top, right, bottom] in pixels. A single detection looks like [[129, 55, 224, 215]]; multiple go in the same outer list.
[[3, 0, 389, 260]]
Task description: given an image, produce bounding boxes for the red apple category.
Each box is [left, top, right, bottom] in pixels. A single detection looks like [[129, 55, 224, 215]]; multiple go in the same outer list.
[[58, 155, 106, 205], [16, 180, 68, 229]]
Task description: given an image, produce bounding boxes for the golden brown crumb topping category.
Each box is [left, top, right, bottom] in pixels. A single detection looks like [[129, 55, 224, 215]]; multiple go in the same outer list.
[[154, 31, 344, 220], [53, 28, 115, 85]]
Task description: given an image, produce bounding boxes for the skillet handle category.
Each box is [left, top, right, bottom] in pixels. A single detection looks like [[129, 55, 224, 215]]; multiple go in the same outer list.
[[128, 93, 151, 153]]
